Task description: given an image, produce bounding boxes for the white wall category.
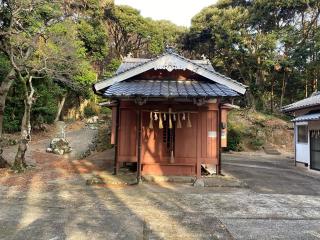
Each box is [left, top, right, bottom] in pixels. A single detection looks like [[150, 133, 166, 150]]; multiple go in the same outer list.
[[295, 122, 309, 164]]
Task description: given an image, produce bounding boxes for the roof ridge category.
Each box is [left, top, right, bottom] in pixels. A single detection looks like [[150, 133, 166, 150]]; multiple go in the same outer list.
[[171, 52, 247, 89]]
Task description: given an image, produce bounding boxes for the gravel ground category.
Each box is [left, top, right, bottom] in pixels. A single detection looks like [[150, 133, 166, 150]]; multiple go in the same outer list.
[[1, 135, 320, 239]]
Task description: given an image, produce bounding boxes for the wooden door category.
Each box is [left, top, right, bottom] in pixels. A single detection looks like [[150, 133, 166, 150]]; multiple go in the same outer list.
[[141, 112, 165, 163], [198, 110, 218, 164], [118, 109, 137, 162], [175, 113, 197, 164]]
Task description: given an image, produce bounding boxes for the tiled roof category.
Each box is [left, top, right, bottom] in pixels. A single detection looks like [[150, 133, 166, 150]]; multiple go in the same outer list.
[[94, 51, 247, 95], [115, 57, 214, 75], [282, 92, 320, 112], [104, 80, 239, 98], [292, 112, 320, 122]]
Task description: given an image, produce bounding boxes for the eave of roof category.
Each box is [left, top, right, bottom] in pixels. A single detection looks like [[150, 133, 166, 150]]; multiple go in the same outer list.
[[292, 112, 320, 122], [94, 52, 247, 95], [282, 92, 320, 113], [103, 80, 239, 98]]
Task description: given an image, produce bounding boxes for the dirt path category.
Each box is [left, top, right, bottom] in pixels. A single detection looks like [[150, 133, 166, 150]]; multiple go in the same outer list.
[[1, 126, 98, 165]]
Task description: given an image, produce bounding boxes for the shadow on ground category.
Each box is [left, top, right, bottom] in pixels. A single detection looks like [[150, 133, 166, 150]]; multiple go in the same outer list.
[[0, 148, 320, 240], [0, 147, 234, 240]]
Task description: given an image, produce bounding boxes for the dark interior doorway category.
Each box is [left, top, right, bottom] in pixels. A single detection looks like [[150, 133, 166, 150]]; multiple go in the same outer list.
[[162, 119, 175, 162], [310, 130, 320, 171]]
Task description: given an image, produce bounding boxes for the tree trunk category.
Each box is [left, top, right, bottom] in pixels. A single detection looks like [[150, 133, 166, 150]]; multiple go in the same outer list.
[[0, 69, 15, 168], [54, 93, 67, 122], [271, 77, 275, 113], [246, 90, 256, 111], [280, 72, 287, 108], [13, 76, 34, 171], [305, 78, 308, 98]]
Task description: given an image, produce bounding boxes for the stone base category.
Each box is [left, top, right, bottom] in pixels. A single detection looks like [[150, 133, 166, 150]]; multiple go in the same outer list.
[[142, 175, 195, 183], [193, 178, 205, 187]]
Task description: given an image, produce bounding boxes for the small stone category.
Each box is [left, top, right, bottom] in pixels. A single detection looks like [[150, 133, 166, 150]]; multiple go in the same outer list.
[[89, 125, 98, 130], [46, 147, 53, 153], [49, 137, 72, 155]]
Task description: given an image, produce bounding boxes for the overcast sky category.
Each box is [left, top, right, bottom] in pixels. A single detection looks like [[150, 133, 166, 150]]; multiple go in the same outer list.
[[115, 0, 217, 27]]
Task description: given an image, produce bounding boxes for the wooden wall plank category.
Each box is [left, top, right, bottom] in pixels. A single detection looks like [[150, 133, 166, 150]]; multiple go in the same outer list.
[[118, 109, 137, 161]]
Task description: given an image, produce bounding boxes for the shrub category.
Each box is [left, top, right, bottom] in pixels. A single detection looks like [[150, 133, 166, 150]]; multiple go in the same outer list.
[[226, 128, 243, 151], [84, 104, 99, 118], [249, 138, 264, 150]]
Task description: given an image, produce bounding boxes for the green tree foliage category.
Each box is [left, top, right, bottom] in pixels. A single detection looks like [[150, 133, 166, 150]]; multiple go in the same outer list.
[[105, 4, 186, 57], [0, 0, 183, 168], [182, 0, 320, 112]]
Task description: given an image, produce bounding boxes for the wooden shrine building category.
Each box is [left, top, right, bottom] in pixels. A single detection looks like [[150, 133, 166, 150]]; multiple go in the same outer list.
[[93, 49, 246, 180]]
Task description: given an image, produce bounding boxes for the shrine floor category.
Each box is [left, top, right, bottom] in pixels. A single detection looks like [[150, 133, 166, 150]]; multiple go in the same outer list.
[[1, 147, 320, 240]]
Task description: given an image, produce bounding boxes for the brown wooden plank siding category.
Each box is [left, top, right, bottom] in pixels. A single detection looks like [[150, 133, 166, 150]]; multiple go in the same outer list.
[[141, 112, 165, 163], [118, 108, 137, 162], [116, 101, 221, 176], [175, 113, 197, 163], [111, 107, 117, 144], [199, 110, 218, 164], [134, 69, 208, 81]]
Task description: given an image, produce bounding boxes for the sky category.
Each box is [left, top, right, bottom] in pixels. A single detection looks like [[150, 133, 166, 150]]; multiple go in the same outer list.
[[115, 0, 217, 27]]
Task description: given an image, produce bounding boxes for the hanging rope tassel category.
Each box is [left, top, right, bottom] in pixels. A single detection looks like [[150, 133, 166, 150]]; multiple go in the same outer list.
[[168, 108, 172, 129], [169, 113, 172, 129], [163, 113, 166, 121], [173, 113, 176, 121], [149, 112, 153, 129], [154, 112, 158, 121], [177, 113, 182, 128], [182, 112, 186, 121], [159, 113, 163, 129], [187, 112, 192, 128]]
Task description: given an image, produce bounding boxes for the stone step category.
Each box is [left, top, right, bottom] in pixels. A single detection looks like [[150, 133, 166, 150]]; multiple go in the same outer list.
[[142, 175, 195, 183], [263, 145, 281, 155]]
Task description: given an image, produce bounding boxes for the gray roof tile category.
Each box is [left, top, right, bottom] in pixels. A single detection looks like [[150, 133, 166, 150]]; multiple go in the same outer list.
[[104, 80, 239, 98], [282, 92, 320, 112], [292, 112, 320, 122]]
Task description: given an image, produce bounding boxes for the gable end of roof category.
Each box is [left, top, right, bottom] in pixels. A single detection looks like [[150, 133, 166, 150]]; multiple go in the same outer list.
[[94, 52, 247, 95]]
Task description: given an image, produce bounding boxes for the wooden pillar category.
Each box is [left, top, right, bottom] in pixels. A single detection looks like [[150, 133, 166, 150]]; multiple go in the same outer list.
[[196, 108, 201, 178], [217, 99, 222, 175], [113, 103, 120, 175], [136, 108, 142, 183]]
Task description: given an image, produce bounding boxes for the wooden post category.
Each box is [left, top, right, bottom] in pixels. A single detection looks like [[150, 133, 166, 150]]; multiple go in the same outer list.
[[113, 103, 120, 175], [217, 99, 222, 175], [196, 108, 201, 178], [136, 108, 142, 183]]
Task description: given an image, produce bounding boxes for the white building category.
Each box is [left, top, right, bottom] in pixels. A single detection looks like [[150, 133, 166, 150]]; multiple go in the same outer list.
[[282, 92, 320, 171]]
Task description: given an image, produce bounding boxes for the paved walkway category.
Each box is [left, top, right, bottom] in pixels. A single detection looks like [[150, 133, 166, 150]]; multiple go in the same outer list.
[[0, 145, 320, 239], [221, 152, 320, 239]]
